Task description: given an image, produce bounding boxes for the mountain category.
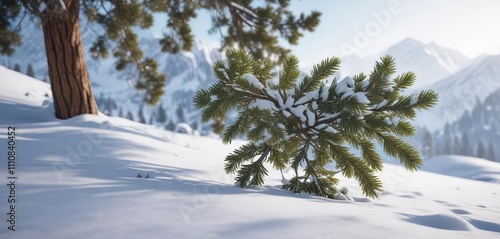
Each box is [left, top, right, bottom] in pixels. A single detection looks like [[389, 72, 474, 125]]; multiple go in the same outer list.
[[340, 38, 472, 89], [413, 55, 500, 130], [0, 23, 222, 134]]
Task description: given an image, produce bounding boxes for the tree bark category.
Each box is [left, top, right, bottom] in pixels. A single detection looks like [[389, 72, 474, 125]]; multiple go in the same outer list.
[[40, 0, 98, 119]]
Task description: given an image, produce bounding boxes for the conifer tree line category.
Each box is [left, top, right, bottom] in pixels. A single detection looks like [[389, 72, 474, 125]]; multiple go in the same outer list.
[[1, 0, 320, 119], [419, 89, 500, 162], [2, 60, 35, 77], [95, 93, 204, 133], [196, 50, 438, 199], [421, 128, 498, 162]]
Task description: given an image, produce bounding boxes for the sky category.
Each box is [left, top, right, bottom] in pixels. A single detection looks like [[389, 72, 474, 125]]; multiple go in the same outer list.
[[153, 0, 500, 69]]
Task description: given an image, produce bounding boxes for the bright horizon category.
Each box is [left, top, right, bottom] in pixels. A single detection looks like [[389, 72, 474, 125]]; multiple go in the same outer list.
[[153, 0, 500, 68]]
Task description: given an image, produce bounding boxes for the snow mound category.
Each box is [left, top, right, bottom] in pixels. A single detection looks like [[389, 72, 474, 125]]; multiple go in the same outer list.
[[1, 67, 500, 239], [422, 155, 500, 183], [401, 213, 472, 231]]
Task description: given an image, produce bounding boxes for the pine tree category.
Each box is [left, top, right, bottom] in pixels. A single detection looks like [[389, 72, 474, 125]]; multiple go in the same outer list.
[[453, 136, 460, 155], [13, 63, 20, 72], [126, 111, 134, 121], [176, 107, 185, 123], [138, 105, 146, 124], [1, 1, 320, 119], [156, 102, 167, 124], [476, 141, 486, 159], [422, 127, 435, 158], [165, 121, 175, 130], [487, 142, 496, 162], [195, 50, 438, 199], [26, 63, 35, 78], [461, 133, 471, 156], [118, 107, 123, 118], [443, 137, 452, 155], [148, 113, 154, 125]]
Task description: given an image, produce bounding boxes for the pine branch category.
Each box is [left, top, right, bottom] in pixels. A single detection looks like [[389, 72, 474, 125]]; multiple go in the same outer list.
[[222, 112, 249, 144], [412, 90, 439, 110], [378, 133, 422, 171], [295, 57, 340, 99], [224, 143, 260, 174], [196, 49, 438, 200], [234, 148, 270, 187], [279, 55, 300, 90], [360, 140, 383, 171], [193, 89, 212, 110]]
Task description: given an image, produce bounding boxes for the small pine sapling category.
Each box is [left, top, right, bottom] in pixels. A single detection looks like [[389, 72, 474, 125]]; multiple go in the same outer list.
[[194, 50, 438, 199]]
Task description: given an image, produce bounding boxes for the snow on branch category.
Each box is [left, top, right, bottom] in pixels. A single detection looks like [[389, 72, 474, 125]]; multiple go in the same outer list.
[[195, 49, 438, 200]]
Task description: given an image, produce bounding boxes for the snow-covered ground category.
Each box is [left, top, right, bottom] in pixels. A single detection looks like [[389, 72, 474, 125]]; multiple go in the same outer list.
[[1, 66, 499, 238]]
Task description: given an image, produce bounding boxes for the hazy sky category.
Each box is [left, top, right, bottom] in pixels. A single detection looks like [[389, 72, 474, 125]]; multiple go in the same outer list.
[[155, 0, 500, 68]]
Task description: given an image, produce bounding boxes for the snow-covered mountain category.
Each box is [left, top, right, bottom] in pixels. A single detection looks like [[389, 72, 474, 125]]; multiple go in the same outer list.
[[340, 38, 472, 89], [413, 55, 500, 130]]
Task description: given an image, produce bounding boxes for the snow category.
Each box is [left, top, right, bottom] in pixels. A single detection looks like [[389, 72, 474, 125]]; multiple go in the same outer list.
[[295, 91, 318, 105], [319, 85, 329, 102], [361, 80, 370, 90], [338, 38, 472, 90], [244, 74, 264, 90], [1, 67, 500, 239], [290, 105, 308, 123], [384, 117, 392, 125], [352, 92, 370, 104], [410, 96, 418, 106], [335, 77, 354, 95], [421, 155, 500, 183], [324, 126, 338, 134], [174, 122, 195, 135], [373, 99, 388, 109], [249, 99, 278, 111], [390, 117, 399, 126], [306, 109, 315, 127]]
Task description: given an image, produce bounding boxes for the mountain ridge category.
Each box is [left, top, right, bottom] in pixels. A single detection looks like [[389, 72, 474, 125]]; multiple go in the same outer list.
[[340, 37, 472, 89]]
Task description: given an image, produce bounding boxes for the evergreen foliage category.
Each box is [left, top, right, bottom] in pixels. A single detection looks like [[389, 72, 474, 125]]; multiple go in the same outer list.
[[148, 112, 155, 125], [138, 105, 146, 124], [476, 141, 486, 159], [461, 133, 471, 156], [1, 0, 320, 106], [13, 62, 20, 72], [422, 127, 435, 158], [156, 102, 167, 124], [26, 63, 35, 77], [0, 0, 21, 56], [453, 136, 460, 154], [212, 116, 227, 135], [195, 50, 438, 199], [176, 107, 185, 123], [126, 111, 134, 121], [487, 143, 496, 162]]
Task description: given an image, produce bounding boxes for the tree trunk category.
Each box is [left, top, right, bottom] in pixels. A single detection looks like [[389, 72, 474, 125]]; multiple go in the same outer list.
[[40, 0, 98, 119]]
